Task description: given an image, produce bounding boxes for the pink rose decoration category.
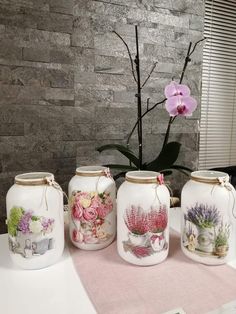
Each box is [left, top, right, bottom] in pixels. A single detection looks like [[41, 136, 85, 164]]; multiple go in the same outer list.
[[72, 229, 83, 243], [96, 205, 108, 219], [72, 203, 83, 220], [104, 195, 113, 211], [91, 195, 102, 209], [96, 196, 113, 218], [83, 207, 98, 222]]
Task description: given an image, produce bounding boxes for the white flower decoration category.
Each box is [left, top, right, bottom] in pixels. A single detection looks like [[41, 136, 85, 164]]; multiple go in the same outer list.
[[29, 220, 43, 234]]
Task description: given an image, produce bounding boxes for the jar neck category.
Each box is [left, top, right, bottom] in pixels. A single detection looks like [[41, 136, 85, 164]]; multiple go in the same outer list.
[[190, 170, 229, 185], [75, 166, 111, 178], [125, 177, 158, 184], [15, 172, 54, 186], [125, 170, 161, 184]]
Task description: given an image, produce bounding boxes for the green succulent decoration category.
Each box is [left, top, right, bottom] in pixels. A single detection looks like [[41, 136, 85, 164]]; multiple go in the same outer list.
[[7, 206, 24, 237], [96, 26, 205, 179]]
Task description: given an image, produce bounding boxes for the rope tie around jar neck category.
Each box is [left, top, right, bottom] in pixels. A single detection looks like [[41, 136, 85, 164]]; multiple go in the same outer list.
[[191, 175, 236, 219], [76, 167, 112, 178], [125, 174, 164, 185], [190, 175, 232, 188]]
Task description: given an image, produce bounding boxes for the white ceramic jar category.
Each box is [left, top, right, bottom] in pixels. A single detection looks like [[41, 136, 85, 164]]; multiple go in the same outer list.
[[68, 166, 116, 250], [181, 170, 236, 265], [6, 172, 64, 269], [117, 171, 170, 266]]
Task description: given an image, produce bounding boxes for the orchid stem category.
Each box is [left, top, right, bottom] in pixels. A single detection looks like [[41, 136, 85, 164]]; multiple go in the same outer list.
[[135, 25, 143, 169]]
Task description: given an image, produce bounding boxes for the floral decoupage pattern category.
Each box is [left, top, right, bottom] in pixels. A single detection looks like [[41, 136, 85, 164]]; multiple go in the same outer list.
[[7, 206, 55, 258], [123, 205, 168, 258], [70, 191, 113, 245], [183, 203, 230, 258]]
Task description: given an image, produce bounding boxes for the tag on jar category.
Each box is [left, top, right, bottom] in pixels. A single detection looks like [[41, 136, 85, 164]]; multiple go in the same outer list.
[[162, 308, 186, 314]]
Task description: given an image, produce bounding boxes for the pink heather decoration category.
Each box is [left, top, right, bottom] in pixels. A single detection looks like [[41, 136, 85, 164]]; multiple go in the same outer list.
[[124, 205, 149, 235], [164, 81, 190, 98], [164, 81, 197, 117], [147, 206, 168, 233], [124, 205, 168, 235], [131, 246, 151, 258]]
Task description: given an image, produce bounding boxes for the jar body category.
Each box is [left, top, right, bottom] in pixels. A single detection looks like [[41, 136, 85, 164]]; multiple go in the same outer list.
[[68, 169, 116, 250], [6, 180, 64, 269], [181, 171, 235, 265], [117, 177, 170, 266]]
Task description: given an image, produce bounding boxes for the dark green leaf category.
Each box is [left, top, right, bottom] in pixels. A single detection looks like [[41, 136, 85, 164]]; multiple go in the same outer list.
[[164, 167, 190, 177], [146, 142, 181, 171], [97, 144, 139, 167], [160, 170, 173, 176]]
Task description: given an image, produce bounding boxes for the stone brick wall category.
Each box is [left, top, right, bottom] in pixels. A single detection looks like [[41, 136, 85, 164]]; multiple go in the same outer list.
[[0, 0, 204, 233]]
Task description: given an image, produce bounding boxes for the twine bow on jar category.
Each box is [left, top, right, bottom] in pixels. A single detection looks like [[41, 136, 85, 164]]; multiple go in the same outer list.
[[44, 177, 69, 211], [103, 167, 112, 178], [154, 174, 173, 206], [217, 177, 233, 191], [212, 176, 236, 219]]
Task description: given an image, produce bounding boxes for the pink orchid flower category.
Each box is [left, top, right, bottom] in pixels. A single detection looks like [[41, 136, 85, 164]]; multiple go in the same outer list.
[[165, 95, 197, 117], [164, 82, 190, 98]]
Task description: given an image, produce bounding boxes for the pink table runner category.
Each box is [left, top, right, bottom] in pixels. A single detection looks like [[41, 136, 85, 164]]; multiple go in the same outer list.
[[70, 231, 236, 314]]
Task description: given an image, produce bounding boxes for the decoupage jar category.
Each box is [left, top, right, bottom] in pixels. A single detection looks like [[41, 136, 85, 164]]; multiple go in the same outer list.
[[181, 170, 236, 265], [6, 172, 64, 269], [68, 166, 116, 250], [117, 171, 170, 266]]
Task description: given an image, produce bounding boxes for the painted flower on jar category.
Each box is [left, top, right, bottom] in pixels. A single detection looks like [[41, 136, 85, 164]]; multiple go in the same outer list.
[[72, 229, 84, 243], [75, 192, 92, 208], [72, 203, 83, 221], [96, 196, 113, 219], [29, 220, 43, 234], [83, 232, 99, 244], [83, 207, 98, 222], [96, 225, 107, 240]]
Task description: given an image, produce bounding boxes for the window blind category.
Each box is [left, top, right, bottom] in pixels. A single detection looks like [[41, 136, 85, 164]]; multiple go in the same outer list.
[[199, 0, 236, 169]]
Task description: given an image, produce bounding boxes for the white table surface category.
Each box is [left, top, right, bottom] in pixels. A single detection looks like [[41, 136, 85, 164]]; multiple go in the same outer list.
[[1, 208, 236, 314]]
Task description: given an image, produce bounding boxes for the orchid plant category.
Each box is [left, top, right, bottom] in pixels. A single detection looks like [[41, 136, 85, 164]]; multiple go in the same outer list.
[[97, 26, 205, 179]]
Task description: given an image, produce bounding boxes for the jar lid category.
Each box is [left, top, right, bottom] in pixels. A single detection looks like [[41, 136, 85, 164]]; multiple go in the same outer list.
[[190, 170, 229, 184], [76, 166, 108, 177], [15, 172, 54, 186], [126, 170, 160, 184]]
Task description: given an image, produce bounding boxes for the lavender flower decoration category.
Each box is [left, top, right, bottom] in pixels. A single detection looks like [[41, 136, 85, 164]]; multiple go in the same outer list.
[[18, 210, 33, 234], [184, 203, 220, 228]]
